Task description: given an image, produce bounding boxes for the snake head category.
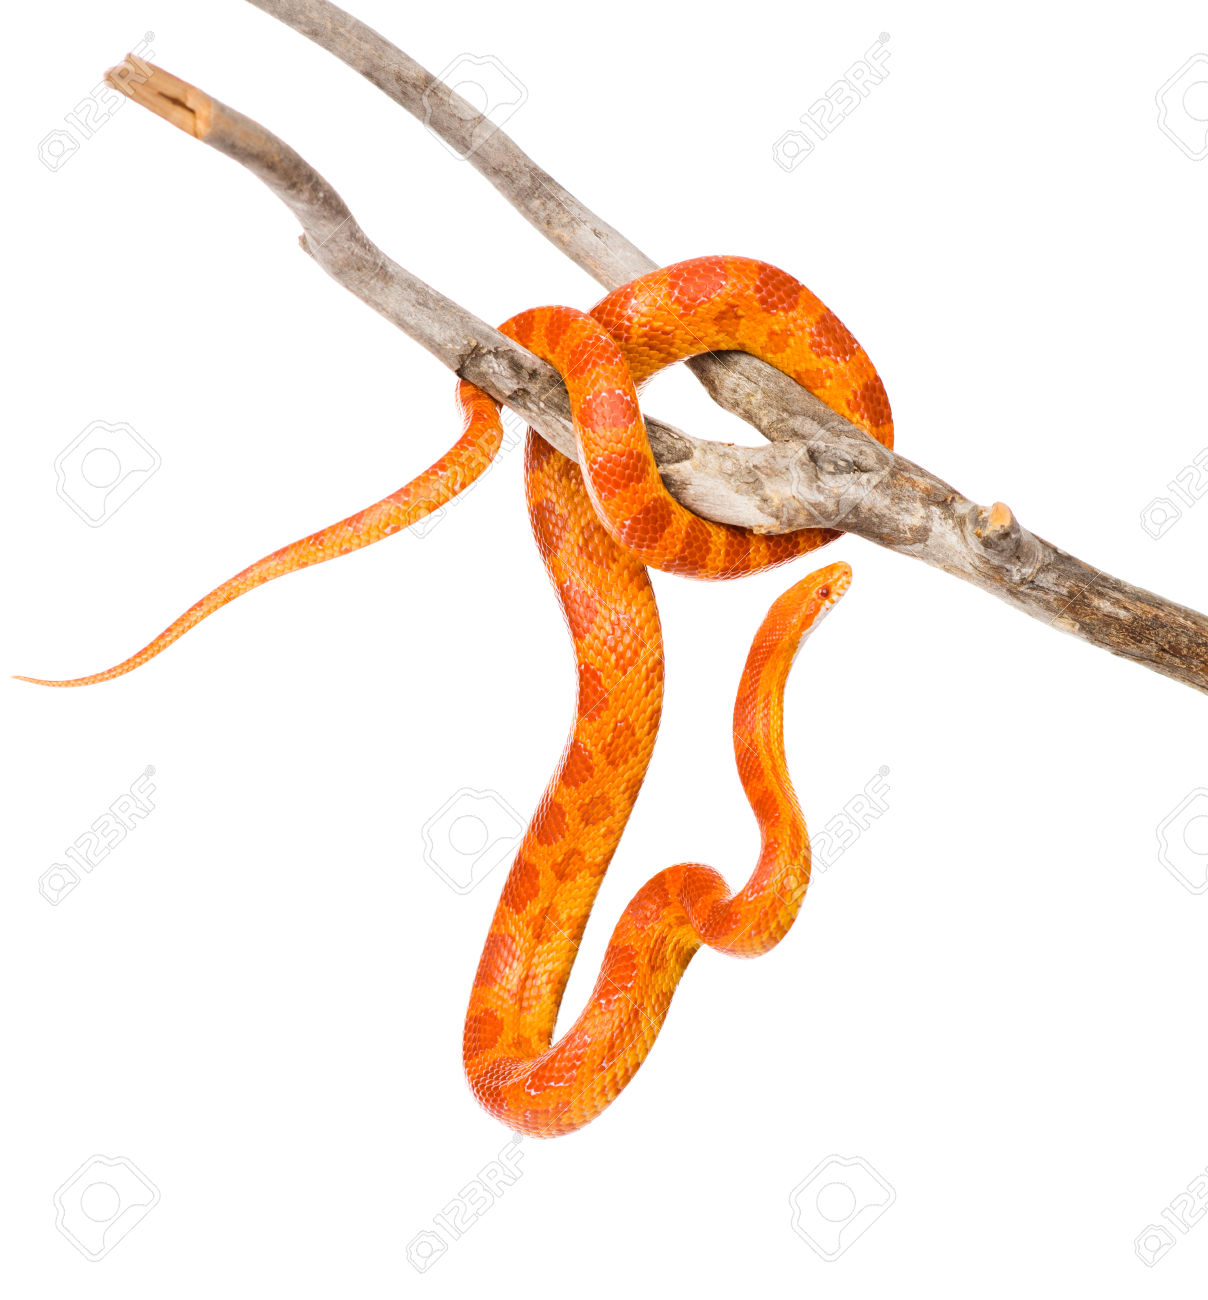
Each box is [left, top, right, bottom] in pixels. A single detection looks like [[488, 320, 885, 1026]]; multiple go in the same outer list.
[[767, 560, 853, 671], [796, 559, 852, 627], [738, 561, 853, 697]]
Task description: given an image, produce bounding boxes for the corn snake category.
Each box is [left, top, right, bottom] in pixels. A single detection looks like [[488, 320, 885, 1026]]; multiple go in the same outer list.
[[21, 256, 892, 1137]]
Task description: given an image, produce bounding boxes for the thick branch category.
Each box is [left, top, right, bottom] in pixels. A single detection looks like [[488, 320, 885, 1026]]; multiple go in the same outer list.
[[104, 55, 1208, 695]]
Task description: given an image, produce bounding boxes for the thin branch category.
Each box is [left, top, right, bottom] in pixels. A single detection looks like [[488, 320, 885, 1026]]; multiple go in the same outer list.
[[248, 0, 650, 286], [104, 55, 1208, 696], [244, 0, 845, 429]]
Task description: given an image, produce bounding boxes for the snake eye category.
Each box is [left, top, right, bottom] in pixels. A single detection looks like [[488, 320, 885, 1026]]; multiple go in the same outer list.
[[817, 585, 831, 599]]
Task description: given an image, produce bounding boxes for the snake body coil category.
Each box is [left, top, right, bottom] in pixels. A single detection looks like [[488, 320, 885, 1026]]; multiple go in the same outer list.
[[21, 257, 892, 1137]]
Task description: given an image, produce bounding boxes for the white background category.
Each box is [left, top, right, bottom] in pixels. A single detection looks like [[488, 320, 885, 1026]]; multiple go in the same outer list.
[[3, 1, 1206, 1295]]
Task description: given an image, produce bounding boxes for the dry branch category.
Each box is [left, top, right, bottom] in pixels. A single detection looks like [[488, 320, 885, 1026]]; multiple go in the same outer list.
[[103, 38, 1208, 695]]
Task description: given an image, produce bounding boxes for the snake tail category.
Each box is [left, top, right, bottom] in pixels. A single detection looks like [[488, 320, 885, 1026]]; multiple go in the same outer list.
[[15, 382, 502, 686]]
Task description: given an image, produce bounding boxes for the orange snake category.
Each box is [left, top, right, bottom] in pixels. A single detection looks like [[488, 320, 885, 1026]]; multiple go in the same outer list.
[[21, 256, 892, 1137]]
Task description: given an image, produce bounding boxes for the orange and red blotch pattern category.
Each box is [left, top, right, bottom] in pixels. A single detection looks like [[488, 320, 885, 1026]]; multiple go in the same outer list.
[[20, 258, 888, 1140], [466, 257, 886, 1134]]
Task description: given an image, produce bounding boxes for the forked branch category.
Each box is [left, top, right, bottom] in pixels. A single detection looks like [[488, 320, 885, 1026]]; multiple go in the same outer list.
[[100, 38, 1208, 695]]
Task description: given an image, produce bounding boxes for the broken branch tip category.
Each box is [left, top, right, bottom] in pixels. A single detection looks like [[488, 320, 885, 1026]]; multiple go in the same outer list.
[[104, 58, 213, 139]]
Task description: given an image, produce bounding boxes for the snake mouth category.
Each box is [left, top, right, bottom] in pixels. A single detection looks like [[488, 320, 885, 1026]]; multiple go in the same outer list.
[[778, 561, 852, 670], [809, 562, 853, 617]]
